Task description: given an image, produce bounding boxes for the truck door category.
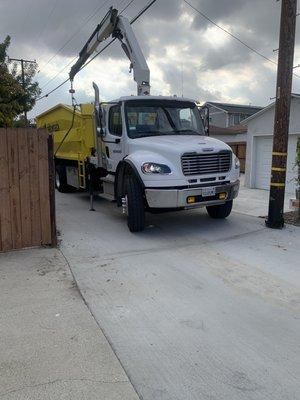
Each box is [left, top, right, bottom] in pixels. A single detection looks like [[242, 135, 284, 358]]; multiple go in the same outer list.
[[102, 104, 124, 172]]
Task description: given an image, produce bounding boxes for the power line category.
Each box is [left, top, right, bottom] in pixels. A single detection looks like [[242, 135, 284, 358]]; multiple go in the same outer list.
[[9, 57, 37, 123], [40, 57, 77, 90], [36, 0, 157, 102], [183, 0, 300, 79], [36, 0, 59, 46], [38, 0, 113, 74], [38, 0, 131, 90], [36, 77, 70, 100], [80, 0, 138, 70]]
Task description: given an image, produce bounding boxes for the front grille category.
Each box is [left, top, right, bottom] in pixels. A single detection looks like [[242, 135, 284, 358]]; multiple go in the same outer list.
[[181, 151, 232, 176]]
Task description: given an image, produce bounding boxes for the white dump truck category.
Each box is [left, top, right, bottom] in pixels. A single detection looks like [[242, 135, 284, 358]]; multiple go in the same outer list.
[[38, 6, 240, 232]]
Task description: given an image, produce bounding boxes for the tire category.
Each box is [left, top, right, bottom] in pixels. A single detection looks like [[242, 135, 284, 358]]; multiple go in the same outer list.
[[206, 200, 233, 219], [55, 164, 69, 193], [125, 175, 145, 232]]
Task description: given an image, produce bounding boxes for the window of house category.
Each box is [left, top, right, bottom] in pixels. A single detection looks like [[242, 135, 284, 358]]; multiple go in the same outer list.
[[109, 105, 122, 136], [233, 114, 241, 124]]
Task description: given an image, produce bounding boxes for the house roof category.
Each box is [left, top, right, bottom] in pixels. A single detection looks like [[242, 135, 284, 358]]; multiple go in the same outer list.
[[242, 93, 300, 124], [205, 101, 263, 115], [210, 124, 247, 135]]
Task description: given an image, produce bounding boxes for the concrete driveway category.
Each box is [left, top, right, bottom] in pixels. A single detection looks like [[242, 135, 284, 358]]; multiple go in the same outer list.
[[57, 187, 300, 400], [233, 174, 292, 217]]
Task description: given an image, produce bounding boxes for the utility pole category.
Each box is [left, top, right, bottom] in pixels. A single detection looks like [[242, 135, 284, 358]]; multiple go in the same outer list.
[[266, 0, 297, 229], [8, 57, 36, 125]]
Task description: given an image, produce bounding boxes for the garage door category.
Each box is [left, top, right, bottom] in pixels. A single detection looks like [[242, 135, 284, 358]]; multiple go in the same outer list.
[[254, 135, 299, 193]]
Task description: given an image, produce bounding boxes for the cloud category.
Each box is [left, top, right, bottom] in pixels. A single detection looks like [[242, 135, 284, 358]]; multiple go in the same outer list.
[[1, 0, 300, 118]]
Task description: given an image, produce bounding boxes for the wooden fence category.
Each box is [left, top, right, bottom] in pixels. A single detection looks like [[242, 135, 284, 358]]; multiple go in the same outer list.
[[0, 128, 56, 252]]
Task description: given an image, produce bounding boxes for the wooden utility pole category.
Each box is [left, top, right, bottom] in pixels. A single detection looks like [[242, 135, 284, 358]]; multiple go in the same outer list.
[[266, 0, 297, 229], [297, 138, 300, 221], [8, 58, 36, 125]]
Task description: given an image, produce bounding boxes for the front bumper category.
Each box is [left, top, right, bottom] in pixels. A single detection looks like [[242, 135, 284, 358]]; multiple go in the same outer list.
[[145, 180, 240, 209]]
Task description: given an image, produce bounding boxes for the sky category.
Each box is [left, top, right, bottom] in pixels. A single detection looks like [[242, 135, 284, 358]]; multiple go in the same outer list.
[[1, 0, 300, 118]]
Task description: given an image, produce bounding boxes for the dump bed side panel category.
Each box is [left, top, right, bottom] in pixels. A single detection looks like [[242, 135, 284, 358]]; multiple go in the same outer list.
[[36, 104, 95, 162]]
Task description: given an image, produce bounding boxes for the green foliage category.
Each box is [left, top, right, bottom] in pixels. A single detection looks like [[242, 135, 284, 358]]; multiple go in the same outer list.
[[0, 36, 24, 126], [0, 35, 41, 127], [13, 115, 36, 128]]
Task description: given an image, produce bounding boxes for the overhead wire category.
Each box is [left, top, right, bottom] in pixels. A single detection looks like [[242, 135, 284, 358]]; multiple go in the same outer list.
[[36, 0, 158, 102], [40, 57, 77, 90], [39, 0, 113, 74], [36, 0, 60, 46], [52, 0, 139, 156], [38, 0, 133, 91], [79, 0, 138, 70], [183, 0, 300, 79]]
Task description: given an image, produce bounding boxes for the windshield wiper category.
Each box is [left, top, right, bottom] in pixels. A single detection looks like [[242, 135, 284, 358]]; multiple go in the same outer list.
[[174, 129, 200, 135], [133, 130, 201, 138], [134, 132, 163, 138]]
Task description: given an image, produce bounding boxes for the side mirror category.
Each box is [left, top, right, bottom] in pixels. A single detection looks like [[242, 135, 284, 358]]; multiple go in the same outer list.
[[200, 106, 210, 136]]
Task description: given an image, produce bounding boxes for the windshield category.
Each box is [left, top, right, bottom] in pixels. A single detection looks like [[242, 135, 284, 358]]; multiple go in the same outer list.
[[125, 100, 205, 138]]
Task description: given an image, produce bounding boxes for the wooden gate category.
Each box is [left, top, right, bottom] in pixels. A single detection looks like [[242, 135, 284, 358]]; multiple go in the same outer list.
[[0, 128, 56, 252]]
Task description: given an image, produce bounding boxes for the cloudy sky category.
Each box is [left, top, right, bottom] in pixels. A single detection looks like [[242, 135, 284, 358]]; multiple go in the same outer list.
[[1, 0, 300, 118]]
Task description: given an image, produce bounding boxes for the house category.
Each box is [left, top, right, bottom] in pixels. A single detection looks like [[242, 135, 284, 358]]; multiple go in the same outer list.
[[243, 94, 300, 194], [200, 102, 263, 173], [203, 102, 263, 128]]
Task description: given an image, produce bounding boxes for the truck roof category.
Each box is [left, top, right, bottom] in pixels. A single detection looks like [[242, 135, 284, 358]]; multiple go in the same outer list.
[[112, 95, 197, 103]]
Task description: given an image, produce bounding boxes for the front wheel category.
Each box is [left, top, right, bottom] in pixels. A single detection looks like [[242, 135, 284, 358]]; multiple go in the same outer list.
[[125, 175, 145, 232], [206, 200, 233, 219]]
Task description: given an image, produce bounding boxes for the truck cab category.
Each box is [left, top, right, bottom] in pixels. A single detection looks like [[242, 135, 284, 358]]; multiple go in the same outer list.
[[92, 95, 240, 231]]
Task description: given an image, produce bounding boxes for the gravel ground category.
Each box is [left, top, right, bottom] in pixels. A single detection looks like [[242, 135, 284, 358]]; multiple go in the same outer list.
[[284, 211, 300, 227]]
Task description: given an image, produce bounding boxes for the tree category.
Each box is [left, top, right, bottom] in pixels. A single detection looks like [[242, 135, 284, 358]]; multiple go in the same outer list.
[[0, 36, 24, 126], [0, 36, 41, 127]]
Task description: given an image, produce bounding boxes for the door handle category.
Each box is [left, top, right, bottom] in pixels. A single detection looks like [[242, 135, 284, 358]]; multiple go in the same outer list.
[[102, 138, 121, 144]]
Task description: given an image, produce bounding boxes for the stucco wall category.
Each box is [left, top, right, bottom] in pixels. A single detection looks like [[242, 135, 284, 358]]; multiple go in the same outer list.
[[245, 97, 300, 190]]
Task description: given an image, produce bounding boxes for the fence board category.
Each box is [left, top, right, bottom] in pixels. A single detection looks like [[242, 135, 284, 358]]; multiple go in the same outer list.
[[0, 129, 12, 251], [28, 130, 42, 246], [38, 130, 52, 245], [18, 130, 32, 247], [0, 128, 55, 252], [7, 129, 22, 249]]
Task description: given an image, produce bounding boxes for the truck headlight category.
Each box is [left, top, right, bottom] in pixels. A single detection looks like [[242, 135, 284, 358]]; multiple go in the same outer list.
[[141, 163, 171, 174], [234, 156, 240, 169]]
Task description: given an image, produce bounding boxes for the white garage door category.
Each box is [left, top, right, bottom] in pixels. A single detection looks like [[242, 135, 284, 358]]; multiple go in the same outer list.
[[254, 135, 299, 194]]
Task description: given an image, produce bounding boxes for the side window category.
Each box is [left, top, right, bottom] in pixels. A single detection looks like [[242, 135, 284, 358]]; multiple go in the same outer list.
[[109, 106, 122, 136]]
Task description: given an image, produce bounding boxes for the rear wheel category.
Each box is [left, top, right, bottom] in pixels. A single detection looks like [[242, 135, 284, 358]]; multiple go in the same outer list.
[[206, 200, 233, 219], [125, 175, 145, 232], [55, 164, 69, 193]]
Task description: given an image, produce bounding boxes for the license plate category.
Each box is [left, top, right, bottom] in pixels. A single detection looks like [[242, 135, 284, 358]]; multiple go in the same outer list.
[[202, 187, 216, 197]]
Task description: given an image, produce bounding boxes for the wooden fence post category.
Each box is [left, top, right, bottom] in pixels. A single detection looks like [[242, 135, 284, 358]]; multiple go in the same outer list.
[[48, 134, 57, 247]]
